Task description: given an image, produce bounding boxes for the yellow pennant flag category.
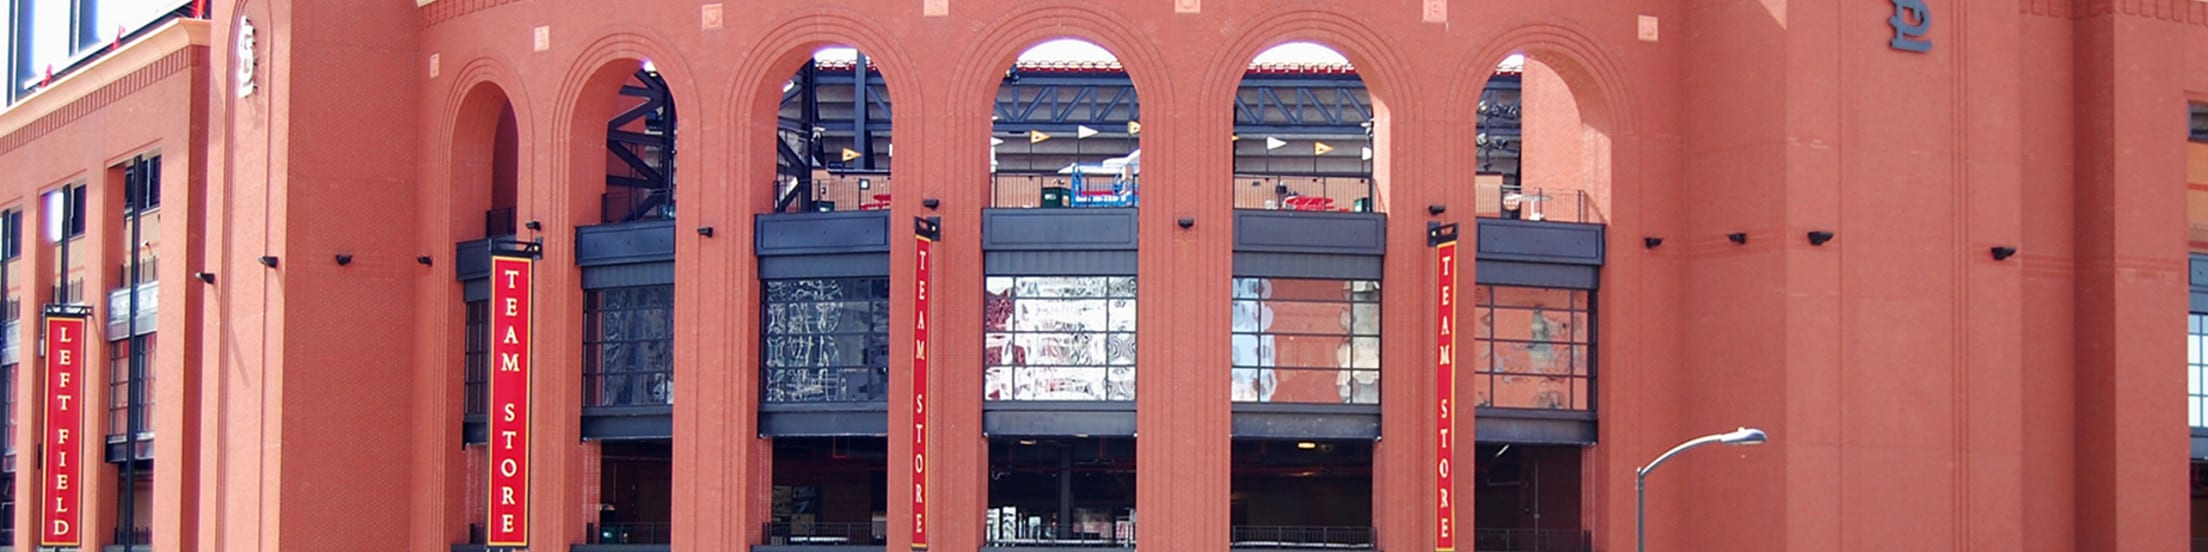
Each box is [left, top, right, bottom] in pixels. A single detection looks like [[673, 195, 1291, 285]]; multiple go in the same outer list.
[[1127, 120, 1142, 135], [1313, 141, 1335, 156], [842, 148, 863, 162], [1029, 130, 1052, 144]]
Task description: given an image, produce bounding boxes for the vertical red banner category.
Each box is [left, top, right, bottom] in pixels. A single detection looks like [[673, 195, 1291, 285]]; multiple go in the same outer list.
[[911, 217, 938, 550], [1430, 224, 1459, 552], [40, 309, 85, 548], [487, 253, 534, 547]]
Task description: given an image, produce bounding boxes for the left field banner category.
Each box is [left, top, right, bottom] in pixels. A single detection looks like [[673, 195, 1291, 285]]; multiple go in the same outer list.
[[41, 305, 89, 548], [488, 244, 539, 547]]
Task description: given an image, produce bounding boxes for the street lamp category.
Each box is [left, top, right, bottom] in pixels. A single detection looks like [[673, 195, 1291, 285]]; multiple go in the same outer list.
[[1636, 427, 1767, 552]]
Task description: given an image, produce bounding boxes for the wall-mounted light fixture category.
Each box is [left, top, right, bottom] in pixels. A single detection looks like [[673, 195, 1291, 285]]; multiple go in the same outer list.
[[524, 220, 542, 231], [1178, 217, 1195, 229], [417, 256, 433, 266], [696, 226, 715, 238], [1806, 231, 1834, 246], [193, 272, 216, 284], [923, 198, 940, 210], [1991, 246, 2017, 261], [334, 254, 353, 266], [258, 256, 279, 268], [1727, 233, 1748, 245], [1644, 237, 1664, 249], [1428, 204, 1447, 215]]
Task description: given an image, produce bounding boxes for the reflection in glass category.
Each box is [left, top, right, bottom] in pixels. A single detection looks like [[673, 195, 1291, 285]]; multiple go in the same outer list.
[[583, 285, 677, 408], [985, 276, 1136, 401], [1229, 278, 1380, 404], [2191, 314, 2208, 427], [1471, 285, 1594, 411], [763, 277, 892, 403]]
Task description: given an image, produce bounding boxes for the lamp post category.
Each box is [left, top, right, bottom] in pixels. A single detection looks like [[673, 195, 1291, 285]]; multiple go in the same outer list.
[[1635, 427, 1767, 552]]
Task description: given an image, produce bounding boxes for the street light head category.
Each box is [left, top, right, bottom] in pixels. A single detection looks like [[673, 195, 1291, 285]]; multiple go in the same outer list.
[[1720, 427, 1768, 446]]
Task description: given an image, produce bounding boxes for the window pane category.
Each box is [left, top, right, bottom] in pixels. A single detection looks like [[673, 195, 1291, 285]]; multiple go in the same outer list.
[[987, 276, 1135, 401], [1230, 278, 1380, 404], [762, 277, 892, 403], [583, 285, 676, 408], [1473, 285, 1595, 412]]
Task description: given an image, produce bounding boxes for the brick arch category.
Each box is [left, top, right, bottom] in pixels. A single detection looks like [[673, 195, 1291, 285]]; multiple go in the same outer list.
[[1457, 22, 1636, 142], [949, 2, 1171, 108], [944, 2, 1173, 196], [1198, 8, 1426, 215], [1198, 6, 1422, 119], [1449, 22, 1641, 227], [722, 7, 921, 213], [549, 29, 700, 229]]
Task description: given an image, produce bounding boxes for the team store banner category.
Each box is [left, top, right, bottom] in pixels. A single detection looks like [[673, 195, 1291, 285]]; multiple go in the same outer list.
[[487, 248, 536, 547]]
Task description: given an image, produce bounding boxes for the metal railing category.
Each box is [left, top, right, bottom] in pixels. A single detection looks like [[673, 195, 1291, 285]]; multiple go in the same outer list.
[[1470, 528, 1590, 552], [1479, 186, 1600, 224], [112, 525, 152, 545], [986, 520, 1136, 548], [761, 521, 885, 545], [778, 171, 895, 213], [1230, 175, 1375, 212], [587, 522, 673, 545], [990, 173, 1139, 209], [1228, 525, 1374, 549]]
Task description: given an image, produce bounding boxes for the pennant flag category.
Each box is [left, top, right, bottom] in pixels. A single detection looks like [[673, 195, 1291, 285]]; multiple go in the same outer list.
[[1314, 141, 1335, 156], [1127, 121, 1142, 135], [1361, 146, 1374, 161], [842, 148, 863, 162], [1076, 125, 1100, 139], [1265, 137, 1288, 150], [1029, 130, 1052, 144], [990, 137, 1005, 146], [1231, 134, 1241, 142]]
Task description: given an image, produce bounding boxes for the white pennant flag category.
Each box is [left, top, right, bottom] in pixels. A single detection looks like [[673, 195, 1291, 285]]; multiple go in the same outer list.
[[991, 137, 1005, 146], [1361, 146, 1374, 161], [1265, 137, 1288, 150], [1076, 125, 1100, 139]]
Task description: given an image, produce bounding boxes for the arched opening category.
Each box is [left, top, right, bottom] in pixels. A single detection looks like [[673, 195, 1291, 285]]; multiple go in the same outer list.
[[770, 47, 896, 213], [603, 65, 678, 223], [979, 38, 1143, 549], [757, 45, 899, 547], [566, 59, 680, 546], [1467, 49, 1614, 552], [452, 83, 522, 239], [1225, 42, 1381, 550], [1477, 53, 1611, 224], [1230, 42, 1380, 213], [987, 39, 1144, 209], [446, 81, 520, 546]]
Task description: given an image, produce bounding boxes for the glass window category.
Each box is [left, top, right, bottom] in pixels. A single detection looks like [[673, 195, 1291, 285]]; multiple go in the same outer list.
[[1470, 286, 1592, 411], [983, 276, 1136, 401], [761, 277, 892, 403], [123, 155, 158, 212], [582, 285, 675, 408], [105, 333, 153, 439], [2191, 313, 2207, 427], [2, 209, 20, 261], [463, 299, 488, 417], [2, 361, 13, 457], [1230, 278, 1381, 404]]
